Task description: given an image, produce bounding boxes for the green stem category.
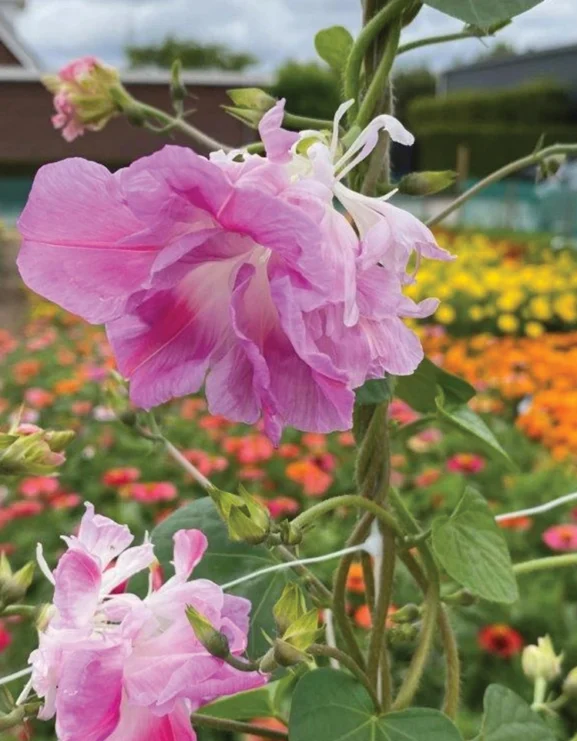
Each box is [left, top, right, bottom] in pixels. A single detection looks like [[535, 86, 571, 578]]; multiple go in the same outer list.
[[367, 536, 396, 706], [0, 605, 37, 618], [332, 513, 374, 671], [397, 29, 484, 55], [388, 489, 441, 711], [190, 713, 288, 739], [223, 654, 260, 673], [355, 19, 402, 131], [309, 644, 381, 711], [401, 551, 460, 718], [355, 404, 390, 502], [293, 495, 403, 538], [274, 545, 333, 606], [427, 143, 577, 227], [344, 0, 409, 120], [361, 551, 376, 612], [514, 553, 577, 576], [283, 112, 336, 130], [438, 606, 460, 719]]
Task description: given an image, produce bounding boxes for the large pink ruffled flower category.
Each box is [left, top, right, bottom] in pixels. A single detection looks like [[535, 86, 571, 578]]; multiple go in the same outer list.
[[29, 504, 264, 741], [18, 100, 451, 443]]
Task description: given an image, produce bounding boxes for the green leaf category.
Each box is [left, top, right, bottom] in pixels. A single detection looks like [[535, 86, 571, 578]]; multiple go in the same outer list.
[[476, 684, 557, 741], [432, 487, 519, 604], [424, 0, 543, 28], [151, 498, 297, 657], [314, 26, 354, 76], [355, 376, 394, 406], [395, 357, 475, 413], [197, 683, 277, 722], [436, 399, 513, 466], [398, 171, 456, 196], [290, 668, 463, 741]]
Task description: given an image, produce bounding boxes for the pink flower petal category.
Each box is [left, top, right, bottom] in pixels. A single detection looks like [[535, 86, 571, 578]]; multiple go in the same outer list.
[[172, 530, 208, 582], [258, 100, 299, 165], [53, 549, 102, 628]]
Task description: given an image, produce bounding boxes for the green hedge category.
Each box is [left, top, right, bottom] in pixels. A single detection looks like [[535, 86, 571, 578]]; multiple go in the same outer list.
[[413, 123, 577, 177], [408, 82, 572, 128]]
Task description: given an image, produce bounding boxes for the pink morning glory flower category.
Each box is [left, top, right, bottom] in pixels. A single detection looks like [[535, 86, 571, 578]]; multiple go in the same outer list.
[[18, 100, 451, 443], [29, 504, 264, 741]]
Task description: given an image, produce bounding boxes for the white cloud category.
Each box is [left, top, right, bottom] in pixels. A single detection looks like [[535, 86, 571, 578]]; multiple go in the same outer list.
[[14, 0, 577, 73]]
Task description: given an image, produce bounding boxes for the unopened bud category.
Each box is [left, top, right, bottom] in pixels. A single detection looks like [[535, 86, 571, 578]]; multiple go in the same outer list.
[[209, 486, 270, 545], [0, 559, 35, 607], [43, 430, 75, 453], [227, 88, 276, 112], [273, 638, 309, 667], [186, 604, 230, 658], [259, 646, 279, 674], [0, 431, 68, 476], [170, 59, 187, 103], [0, 706, 26, 731], [273, 583, 307, 635], [222, 106, 264, 128], [522, 636, 563, 682], [278, 519, 303, 546], [281, 609, 320, 653], [398, 171, 456, 196], [387, 622, 419, 647], [389, 603, 420, 624], [563, 667, 577, 698]]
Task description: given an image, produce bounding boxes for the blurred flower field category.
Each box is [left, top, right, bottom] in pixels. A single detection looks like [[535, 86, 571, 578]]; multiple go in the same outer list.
[[2, 229, 577, 738]]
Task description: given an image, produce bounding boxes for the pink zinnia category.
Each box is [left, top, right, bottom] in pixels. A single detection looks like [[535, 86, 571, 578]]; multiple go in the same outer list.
[[446, 453, 486, 475], [542, 524, 577, 551], [18, 100, 450, 443], [29, 503, 264, 740]]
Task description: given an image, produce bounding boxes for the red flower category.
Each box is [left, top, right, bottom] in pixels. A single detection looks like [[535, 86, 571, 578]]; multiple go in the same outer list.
[[446, 453, 486, 475], [102, 467, 141, 487], [478, 624, 524, 658], [19, 476, 60, 498], [266, 497, 300, 519], [126, 482, 177, 503], [497, 515, 533, 532], [542, 524, 577, 552]]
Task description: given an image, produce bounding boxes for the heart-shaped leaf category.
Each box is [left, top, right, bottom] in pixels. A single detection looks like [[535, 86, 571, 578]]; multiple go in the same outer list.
[[152, 498, 298, 657], [475, 684, 557, 741], [424, 0, 543, 28], [289, 668, 463, 741], [315, 26, 354, 76], [432, 487, 519, 604]]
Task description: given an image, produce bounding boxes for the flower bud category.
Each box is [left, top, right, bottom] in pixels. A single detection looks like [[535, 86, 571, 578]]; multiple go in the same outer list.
[[281, 609, 320, 653], [224, 88, 277, 130], [0, 430, 68, 476], [209, 486, 270, 545], [387, 622, 419, 647], [538, 154, 566, 181], [278, 519, 303, 546], [0, 706, 26, 732], [272, 638, 309, 667], [398, 171, 456, 196], [522, 636, 563, 682], [0, 556, 35, 607], [170, 59, 187, 104], [388, 603, 420, 624], [185, 604, 230, 658], [563, 667, 577, 698], [43, 56, 127, 142], [273, 583, 308, 635]]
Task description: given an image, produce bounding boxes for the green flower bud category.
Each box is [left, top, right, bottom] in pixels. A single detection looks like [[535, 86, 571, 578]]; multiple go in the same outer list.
[[227, 88, 276, 112], [278, 519, 303, 546], [398, 171, 456, 196], [387, 623, 419, 647], [273, 638, 309, 667], [522, 636, 563, 682], [222, 106, 265, 129], [208, 486, 270, 545], [273, 583, 308, 635], [0, 433, 64, 476], [388, 603, 420, 624], [0, 559, 35, 607], [563, 667, 577, 699], [186, 604, 230, 659], [0, 706, 26, 732], [281, 609, 320, 653], [170, 59, 187, 103]]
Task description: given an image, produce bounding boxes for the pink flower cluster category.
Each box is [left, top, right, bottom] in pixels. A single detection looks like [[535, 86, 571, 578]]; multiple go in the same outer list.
[[29, 504, 264, 740], [18, 97, 451, 443]]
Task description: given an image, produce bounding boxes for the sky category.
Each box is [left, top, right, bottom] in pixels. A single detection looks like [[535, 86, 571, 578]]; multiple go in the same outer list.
[[11, 0, 577, 74]]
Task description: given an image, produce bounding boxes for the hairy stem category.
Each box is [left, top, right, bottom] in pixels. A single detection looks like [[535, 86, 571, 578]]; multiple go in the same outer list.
[[190, 713, 288, 739], [397, 27, 494, 55], [309, 644, 381, 711], [514, 553, 577, 576], [427, 143, 577, 227], [293, 495, 403, 538], [367, 535, 396, 705], [344, 0, 409, 120]]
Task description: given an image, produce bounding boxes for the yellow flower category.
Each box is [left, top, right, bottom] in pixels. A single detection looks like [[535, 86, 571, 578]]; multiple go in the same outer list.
[[497, 289, 524, 312], [435, 304, 456, 324], [525, 321, 545, 338], [529, 296, 552, 321], [554, 293, 577, 323], [497, 314, 519, 334], [469, 306, 484, 321]]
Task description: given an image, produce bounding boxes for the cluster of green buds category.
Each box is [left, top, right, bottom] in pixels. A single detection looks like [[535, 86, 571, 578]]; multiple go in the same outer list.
[[522, 635, 563, 683], [0, 553, 35, 611], [260, 584, 320, 671], [0, 422, 74, 476]]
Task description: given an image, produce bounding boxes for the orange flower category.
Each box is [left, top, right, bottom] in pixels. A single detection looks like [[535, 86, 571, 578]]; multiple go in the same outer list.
[[346, 563, 366, 594], [286, 460, 332, 497], [301, 432, 327, 452], [478, 624, 524, 658], [353, 604, 398, 630], [53, 378, 82, 395], [12, 359, 41, 384], [497, 515, 532, 531]]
